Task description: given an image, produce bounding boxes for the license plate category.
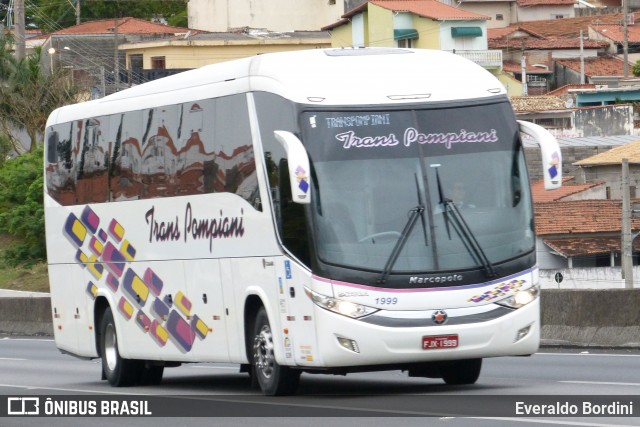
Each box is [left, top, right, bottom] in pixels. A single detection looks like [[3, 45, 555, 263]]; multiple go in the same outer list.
[[422, 334, 458, 350]]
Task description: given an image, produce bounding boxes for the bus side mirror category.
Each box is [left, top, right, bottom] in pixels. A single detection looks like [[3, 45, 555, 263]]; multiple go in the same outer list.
[[518, 120, 562, 190], [274, 131, 311, 204]]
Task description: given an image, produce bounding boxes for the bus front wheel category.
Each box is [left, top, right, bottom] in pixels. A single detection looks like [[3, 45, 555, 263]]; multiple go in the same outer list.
[[251, 307, 300, 395], [100, 307, 141, 386], [441, 358, 482, 385]]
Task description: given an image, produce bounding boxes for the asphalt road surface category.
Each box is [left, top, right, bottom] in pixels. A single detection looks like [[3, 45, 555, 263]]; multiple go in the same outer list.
[[0, 335, 639, 427]]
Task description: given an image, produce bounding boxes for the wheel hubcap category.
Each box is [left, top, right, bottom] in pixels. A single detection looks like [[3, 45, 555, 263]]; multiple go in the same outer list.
[[104, 323, 118, 372], [253, 325, 275, 379]]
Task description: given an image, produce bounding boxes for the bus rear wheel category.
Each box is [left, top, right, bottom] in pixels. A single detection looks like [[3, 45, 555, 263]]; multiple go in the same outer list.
[[100, 307, 142, 386], [441, 358, 482, 385], [251, 307, 300, 396]]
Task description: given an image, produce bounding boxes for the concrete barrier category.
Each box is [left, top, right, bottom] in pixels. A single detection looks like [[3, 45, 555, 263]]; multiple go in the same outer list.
[[1, 290, 639, 348], [541, 289, 640, 348], [0, 297, 53, 336]]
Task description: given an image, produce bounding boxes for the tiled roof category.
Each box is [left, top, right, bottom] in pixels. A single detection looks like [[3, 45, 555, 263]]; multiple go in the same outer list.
[[531, 177, 602, 203], [546, 83, 597, 95], [555, 56, 629, 77], [516, 13, 637, 38], [490, 36, 607, 49], [503, 61, 552, 74], [517, 0, 575, 6], [591, 24, 640, 43], [48, 17, 202, 36], [574, 140, 640, 165], [534, 200, 640, 235], [344, 0, 490, 21], [488, 26, 545, 40], [510, 95, 567, 111], [543, 237, 640, 257]]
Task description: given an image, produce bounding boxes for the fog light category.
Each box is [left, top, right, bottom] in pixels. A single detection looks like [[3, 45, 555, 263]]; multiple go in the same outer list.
[[515, 324, 532, 342], [337, 337, 360, 353]]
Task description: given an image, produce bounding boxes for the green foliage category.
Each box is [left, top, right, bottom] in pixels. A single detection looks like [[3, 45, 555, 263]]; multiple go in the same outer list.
[[32, 0, 188, 32], [634, 60, 640, 77], [168, 10, 188, 28], [0, 147, 46, 266]]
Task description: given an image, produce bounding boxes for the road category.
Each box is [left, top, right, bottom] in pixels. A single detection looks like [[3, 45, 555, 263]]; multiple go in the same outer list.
[[0, 335, 639, 426]]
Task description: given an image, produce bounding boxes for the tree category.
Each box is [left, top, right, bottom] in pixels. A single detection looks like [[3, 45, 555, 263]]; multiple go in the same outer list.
[[0, 146, 46, 265], [32, 0, 188, 33], [633, 60, 640, 77], [0, 33, 79, 153]]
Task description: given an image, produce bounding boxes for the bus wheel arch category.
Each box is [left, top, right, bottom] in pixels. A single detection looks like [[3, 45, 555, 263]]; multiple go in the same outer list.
[[244, 296, 300, 395]]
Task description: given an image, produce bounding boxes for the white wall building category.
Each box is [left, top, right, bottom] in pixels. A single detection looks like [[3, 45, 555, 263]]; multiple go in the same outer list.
[[188, 0, 346, 32]]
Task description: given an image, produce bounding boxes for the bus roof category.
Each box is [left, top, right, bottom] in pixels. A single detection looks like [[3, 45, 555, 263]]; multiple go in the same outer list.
[[47, 48, 506, 126]]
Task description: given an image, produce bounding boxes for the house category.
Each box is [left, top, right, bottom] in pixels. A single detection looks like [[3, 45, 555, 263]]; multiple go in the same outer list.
[[554, 56, 632, 87], [511, 95, 634, 138], [514, 0, 576, 22], [445, 0, 516, 29], [573, 140, 640, 197], [187, 0, 346, 32], [38, 17, 206, 96], [534, 199, 640, 287], [119, 29, 330, 83], [322, 0, 503, 70], [590, 23, 640, 63]]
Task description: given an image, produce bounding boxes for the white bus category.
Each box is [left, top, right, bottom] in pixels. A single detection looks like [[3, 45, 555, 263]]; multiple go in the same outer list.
[[44, 48, 561, 395]]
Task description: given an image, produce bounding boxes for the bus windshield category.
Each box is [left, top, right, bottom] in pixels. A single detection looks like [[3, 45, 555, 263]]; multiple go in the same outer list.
[[299, 101, 534, 277]]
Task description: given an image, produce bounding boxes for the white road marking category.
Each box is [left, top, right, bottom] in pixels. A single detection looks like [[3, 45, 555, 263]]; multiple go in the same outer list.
[[537, 352, 640, 358], [560, 380, 640, 387], [468, 417, 638, 427], [0, 357, 27, 361]]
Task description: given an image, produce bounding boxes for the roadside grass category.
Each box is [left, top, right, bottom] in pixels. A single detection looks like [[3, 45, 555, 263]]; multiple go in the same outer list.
[[0, 234, 49, 293]]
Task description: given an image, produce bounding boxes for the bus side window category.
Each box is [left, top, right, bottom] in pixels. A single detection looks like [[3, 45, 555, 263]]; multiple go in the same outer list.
[[255, 92, 311, 266], [278, 158, 310, 266]]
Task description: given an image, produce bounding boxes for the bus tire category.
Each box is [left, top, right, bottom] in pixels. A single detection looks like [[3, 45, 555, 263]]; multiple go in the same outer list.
[[100, 307, 141, 387], [441, 358, 482, 385], [251, 307, 300, 396]]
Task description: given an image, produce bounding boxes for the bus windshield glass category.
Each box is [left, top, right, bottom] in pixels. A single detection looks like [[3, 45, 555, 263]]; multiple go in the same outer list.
[[300, 101, 534, 276]]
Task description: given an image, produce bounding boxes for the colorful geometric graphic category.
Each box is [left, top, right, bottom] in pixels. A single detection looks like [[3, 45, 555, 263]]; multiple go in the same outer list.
[[86, 281, 98, 300], [122, 268, 149, 307], [120, 240, 137, 262], [102, 242, 126, 278], [87, 255, 104, 280], [174, 291, 192, 317], [467, 279, 526, 303], [143, 268, 163, 296], [106, 273, 119, 293], [63, 207, 212, 354], [81, 206, 100, 234], [108, 219, 125, 242], [151, 297, 170, 322], [150, 320, 169, 347], [64, 214, 87, 247], [191, 314, 209, 339], [117, 296, 134, 320], [548, 151, 560, 179], [136, 310, 151, 332], [166, 310, 196, 352], [88, 236, 104, 257]]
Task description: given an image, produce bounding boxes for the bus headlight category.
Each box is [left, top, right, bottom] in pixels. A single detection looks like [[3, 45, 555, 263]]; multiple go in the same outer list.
[[496, 285, 540, 309], [304, 287, 379, 319]]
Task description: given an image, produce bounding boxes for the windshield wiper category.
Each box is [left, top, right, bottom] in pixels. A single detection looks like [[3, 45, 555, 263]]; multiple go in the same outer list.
[[433, 167, 497, 279], [377, 204, 424, 285]]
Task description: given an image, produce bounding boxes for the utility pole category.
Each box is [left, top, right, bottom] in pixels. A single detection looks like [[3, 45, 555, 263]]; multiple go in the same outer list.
[[521, 55, 528, 96], [114, 17, 120, 93], [622, 158, 634, 288], [580, 29, 585, 85], [76, 0, 81, 25], [623, 0, 629, 78], [14, 0, 25, 60]]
